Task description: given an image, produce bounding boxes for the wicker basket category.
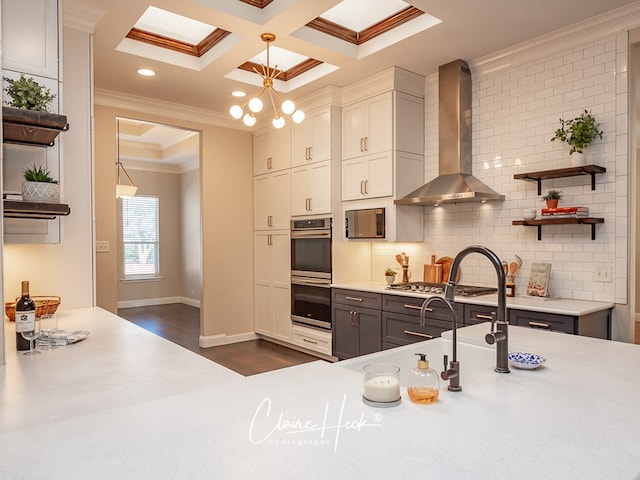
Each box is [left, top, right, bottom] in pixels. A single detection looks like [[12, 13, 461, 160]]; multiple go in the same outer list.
[[5, 296, 60, 321]]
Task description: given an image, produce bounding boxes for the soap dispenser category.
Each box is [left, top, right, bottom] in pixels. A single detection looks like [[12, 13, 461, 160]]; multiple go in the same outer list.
[[407, 353, 440, 404]]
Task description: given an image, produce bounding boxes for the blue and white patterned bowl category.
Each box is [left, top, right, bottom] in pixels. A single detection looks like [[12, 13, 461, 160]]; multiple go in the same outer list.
[[508, 352, 546, 369]]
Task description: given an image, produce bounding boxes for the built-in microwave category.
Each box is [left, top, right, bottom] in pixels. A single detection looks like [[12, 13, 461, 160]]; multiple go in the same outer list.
[[345, 208, 385, 239]]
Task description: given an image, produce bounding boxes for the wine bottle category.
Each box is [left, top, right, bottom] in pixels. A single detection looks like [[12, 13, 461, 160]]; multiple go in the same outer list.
[[15, 281, 35, 351]]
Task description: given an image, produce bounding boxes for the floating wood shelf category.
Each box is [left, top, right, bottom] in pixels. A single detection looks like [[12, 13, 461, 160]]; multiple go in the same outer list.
[[2, 106, 69, 147], [3, 200, 71, 219], [512, 217, 604, 240], [514, 165, 606, 194]]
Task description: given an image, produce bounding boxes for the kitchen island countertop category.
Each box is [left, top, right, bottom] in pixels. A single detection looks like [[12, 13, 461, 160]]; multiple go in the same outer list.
[[332, 282, 614, 316], [1, 307, 638, 479]]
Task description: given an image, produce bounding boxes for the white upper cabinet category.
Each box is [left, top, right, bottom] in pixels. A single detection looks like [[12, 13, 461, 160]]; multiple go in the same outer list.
[[2, 0, 59, 79], [342, 92, 393, 160], [291, 160, 331, 216], [292, 106, 332, 167], [253, 170, 291, 230], [253, 125, 291, 176]]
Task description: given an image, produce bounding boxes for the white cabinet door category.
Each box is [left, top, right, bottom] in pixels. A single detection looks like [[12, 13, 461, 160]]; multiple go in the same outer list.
[[253, 170, 291, 230], [342, 102, 367, 160], [366, 93, 393, 155], [253, 231, 291, 341], [2, 0, 59, 79], [342, 92, 392, 160], [291, 161, 332, 216], [253, 126, 291, 175], [342, 153, 392, 201], [365, 152, 393, 198], [292, 107, 331, 167], [342, 158, 368, 201]]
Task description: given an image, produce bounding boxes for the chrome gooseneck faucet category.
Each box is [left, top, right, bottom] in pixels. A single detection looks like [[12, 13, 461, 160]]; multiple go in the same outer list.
[[420, 295, 461, 391], [444, 245, 510, 374]]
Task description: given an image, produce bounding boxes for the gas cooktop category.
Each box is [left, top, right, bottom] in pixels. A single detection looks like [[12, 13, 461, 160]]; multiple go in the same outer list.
[[386, 282, 498, 297]]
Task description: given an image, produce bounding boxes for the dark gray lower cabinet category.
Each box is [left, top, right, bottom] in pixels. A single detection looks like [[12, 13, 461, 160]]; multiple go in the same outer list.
[[509, 308, 611, 339], [382, 294, 463, 349], [332, 289, 382, 360]]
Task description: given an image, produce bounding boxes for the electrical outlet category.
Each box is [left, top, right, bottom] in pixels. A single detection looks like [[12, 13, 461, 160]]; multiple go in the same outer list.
[[593, 265, 612, 282], [96, 241, 110, 253]]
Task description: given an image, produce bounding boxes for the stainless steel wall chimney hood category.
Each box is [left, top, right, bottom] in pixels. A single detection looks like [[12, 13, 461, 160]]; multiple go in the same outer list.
[[395, 59, 504, 206]]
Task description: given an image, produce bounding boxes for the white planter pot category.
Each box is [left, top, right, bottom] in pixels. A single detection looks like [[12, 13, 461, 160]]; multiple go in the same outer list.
[[22, 181, 60, 203], [570, 151, 586, 167]]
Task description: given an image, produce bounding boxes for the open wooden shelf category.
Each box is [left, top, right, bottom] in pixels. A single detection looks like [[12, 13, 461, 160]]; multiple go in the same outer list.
[[2, 106, 69, 147], [514, 165, 606, 194], [3, 200, 71, 219], [512, 217, 604, 240]]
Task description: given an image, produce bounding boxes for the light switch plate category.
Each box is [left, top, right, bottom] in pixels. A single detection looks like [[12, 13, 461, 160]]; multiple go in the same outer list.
[[593, 265, 612, 282]]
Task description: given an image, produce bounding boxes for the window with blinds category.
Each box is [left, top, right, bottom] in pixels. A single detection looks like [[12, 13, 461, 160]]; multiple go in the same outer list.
[[121, 195, 159, 278]]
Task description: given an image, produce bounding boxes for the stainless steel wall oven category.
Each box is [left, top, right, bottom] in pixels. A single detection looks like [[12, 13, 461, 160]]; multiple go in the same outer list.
[[290, 218, 332, 330]]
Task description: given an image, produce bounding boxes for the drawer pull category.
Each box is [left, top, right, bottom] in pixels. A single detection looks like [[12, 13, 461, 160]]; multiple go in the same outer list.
[[345, 296, 363, 302], [476, 314, 493, 320], [529, 321, 551, 329], [302, 338, 318, 345], [403, 304, 432, 312], [404, 330, 433, 339]]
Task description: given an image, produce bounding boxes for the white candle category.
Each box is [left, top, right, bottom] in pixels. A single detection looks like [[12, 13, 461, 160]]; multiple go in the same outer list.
[[363, 375, 400, 402]]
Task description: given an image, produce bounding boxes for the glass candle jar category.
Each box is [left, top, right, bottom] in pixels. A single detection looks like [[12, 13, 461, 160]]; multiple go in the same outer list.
[[363, 364, 401, 404]]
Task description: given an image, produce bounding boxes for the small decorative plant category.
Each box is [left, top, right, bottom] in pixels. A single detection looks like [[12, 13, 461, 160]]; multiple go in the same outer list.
[[550, 109, 603, 154], [385, 267, 397, 284], [4, 74, 56, 112], [23, 164, 58, 184], [542, 190, 562, 201]]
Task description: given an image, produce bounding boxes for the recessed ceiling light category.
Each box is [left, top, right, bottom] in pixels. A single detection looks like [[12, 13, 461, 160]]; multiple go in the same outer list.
[[137, 68, 156, 77], [232, 90, 246, 97]]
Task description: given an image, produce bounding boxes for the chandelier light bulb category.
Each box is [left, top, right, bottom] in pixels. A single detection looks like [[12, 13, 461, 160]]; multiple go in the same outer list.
[[248, 97, 263, 113], [272, 116, 285, 129], [229, 105, 243, 119], [292, 109, 305, 124], [243, 113, 256, 127], [281, 99, 296, 115]]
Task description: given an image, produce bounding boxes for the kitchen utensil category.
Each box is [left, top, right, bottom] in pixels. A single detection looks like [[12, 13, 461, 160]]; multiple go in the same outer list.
[[509, 261, 519, 276], [396, 254, 404, 266], [423, 254, 439, 283], [502, 261, 508, 278], [436, 256, 461, 283], [515, 255, 522, 268]]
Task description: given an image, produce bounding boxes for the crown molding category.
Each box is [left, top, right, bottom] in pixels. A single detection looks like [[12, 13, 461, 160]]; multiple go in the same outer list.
[[471, 2, 640, 74], [63, 0, 107, 33], [95, 88, 244, 130]]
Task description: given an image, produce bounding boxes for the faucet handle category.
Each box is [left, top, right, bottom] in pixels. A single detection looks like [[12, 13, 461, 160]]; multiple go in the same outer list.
[[443, 354, 448, 370]]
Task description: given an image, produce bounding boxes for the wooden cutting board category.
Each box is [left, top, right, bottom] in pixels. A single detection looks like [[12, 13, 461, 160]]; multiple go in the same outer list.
[[437, 256, 461, 283]]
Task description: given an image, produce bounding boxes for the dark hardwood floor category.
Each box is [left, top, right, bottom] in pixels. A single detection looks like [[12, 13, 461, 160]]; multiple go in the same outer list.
[[118, 303, 322, 376]]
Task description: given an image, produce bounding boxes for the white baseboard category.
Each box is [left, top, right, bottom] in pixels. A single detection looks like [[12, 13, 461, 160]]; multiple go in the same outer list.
[[117, 297, 201, 309], [199, 331, 259, 347]]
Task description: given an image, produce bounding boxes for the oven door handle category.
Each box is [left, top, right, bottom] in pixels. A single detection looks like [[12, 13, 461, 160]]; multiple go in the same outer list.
[[291, 277, 331, 288], [291, 230, 331, 239]]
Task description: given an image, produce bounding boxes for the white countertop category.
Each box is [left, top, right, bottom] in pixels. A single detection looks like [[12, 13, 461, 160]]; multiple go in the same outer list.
[[332, 282, 614, 316], [1, 307, 639, 479]]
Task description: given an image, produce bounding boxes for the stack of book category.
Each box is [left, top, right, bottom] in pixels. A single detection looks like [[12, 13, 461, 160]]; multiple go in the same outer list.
[[541, 206, 588, 218]]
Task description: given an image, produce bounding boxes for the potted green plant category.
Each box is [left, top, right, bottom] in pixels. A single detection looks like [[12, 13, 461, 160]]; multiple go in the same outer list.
[[22, 164, 60, 203], [542, 189, 562, 209], [550, 109, 603, 166], [385, 267, 397, 285], [2, 74, 68, 146]]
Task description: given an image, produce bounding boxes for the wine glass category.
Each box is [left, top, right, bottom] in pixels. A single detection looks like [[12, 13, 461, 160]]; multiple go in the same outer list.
[[40, 314, 58, 350], [21, 316, 41, 356]]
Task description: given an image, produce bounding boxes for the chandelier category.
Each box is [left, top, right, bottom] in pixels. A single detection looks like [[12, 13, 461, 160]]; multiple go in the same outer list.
[[229, 33, 305, 129]]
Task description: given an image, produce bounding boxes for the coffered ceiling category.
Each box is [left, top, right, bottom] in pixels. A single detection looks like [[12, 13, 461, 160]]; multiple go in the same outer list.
[[89, 0, 638, 123]]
